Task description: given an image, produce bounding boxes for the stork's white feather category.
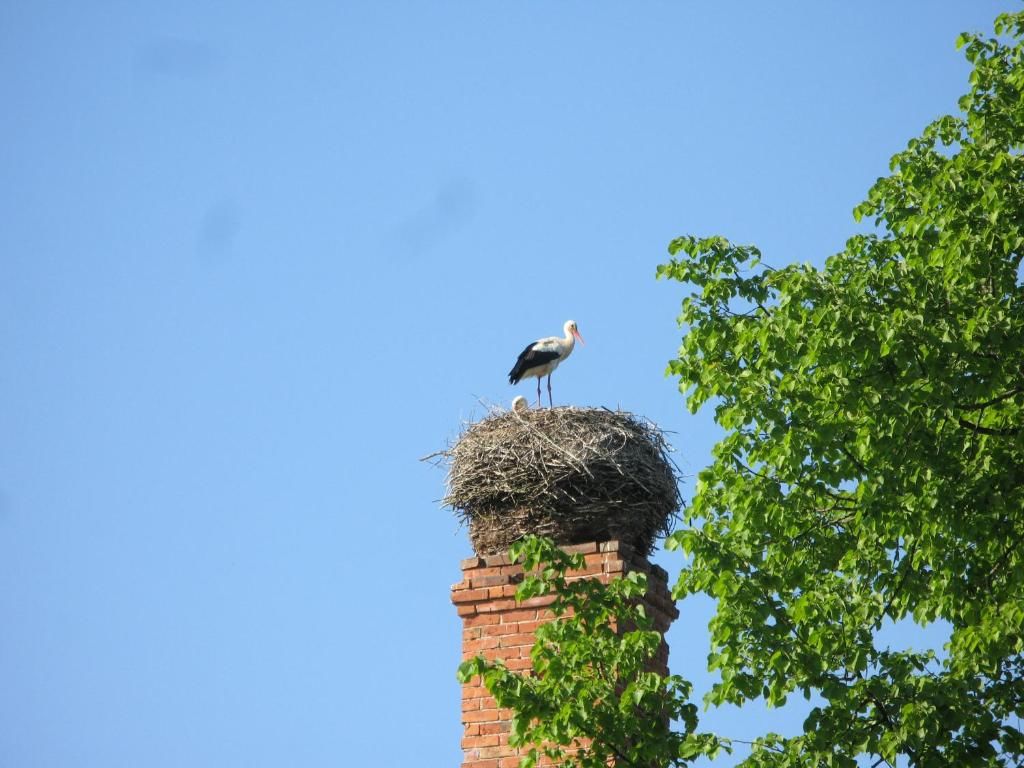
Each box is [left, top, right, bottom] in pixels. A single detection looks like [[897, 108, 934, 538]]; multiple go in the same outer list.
[[508, 320, 585, 408]]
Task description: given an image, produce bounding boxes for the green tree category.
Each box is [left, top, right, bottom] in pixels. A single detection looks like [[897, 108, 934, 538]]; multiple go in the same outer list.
[[461, 12, 1024, 767]]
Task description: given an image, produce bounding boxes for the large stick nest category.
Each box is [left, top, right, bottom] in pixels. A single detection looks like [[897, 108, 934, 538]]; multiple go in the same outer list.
[[436, 406, 681, 556]]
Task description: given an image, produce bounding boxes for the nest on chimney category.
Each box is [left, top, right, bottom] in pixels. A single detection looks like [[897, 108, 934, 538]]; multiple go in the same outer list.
[[434, 406, 681, 556]]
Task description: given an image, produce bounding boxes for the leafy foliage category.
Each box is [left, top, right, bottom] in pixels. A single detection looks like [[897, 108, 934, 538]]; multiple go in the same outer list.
[[656, 11, 1024, 767], [462, 12, 1024, 768]]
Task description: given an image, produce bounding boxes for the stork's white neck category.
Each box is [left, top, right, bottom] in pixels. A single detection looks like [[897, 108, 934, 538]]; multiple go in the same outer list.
[[560, 325, 576, 358]]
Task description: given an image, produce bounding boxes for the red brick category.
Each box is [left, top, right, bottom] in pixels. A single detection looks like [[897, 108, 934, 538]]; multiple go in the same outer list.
[[476, 598, 517, 613], [516, 619, 546, 634], [479, 721, 510, 734], [476, 745, 511, 759], [464, 636, 500, 653], [462, 734, 501, 748], [463, 708, 500, 724], [565, 564, 604, 578], [518, 595, 555, 608], [464, 613, 500, 628], [472, 574, 515, 588], [498, 632, 536, 648], [465, 646, 514, 661], [487, 585, 519, 599], [483, 622, 520, 636], [500, 608, 538, 623], [452, 587, 491, 604], [479, 552, 513, 567], [468, 566, 513, 579], [562, 542, 599, 555]]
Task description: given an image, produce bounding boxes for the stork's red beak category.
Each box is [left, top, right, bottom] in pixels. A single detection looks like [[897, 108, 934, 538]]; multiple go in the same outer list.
[[574, 329, 585, 345]]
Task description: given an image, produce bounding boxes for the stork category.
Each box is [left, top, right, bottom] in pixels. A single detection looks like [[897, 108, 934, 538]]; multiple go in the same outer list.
[[508, 320, 584, 408]]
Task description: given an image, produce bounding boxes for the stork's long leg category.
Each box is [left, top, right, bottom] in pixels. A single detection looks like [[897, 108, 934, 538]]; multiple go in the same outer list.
[[536, 377, 542, 408], [547, 374, 553, 409]]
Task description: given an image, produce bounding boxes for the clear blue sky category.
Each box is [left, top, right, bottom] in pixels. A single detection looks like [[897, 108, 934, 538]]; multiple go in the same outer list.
[[0, 3, 1010, 766]]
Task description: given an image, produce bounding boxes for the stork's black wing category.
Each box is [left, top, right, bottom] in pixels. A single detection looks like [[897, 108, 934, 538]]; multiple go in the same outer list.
[[508, 343, 560, 384]]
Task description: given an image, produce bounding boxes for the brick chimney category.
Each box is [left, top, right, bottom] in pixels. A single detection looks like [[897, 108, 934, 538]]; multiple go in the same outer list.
[[452, 540, 679, 768]]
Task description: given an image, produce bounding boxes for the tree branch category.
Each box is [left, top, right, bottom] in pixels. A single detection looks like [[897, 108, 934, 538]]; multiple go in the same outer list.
[[957, 386, 1023, 411], [876, 542, 918, 627], [840, 445, 870, 476], [957, 417, 1020, 437]]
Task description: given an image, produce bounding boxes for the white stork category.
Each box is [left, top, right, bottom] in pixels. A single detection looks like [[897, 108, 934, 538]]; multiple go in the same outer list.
[[508, 320, 584, 408]]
